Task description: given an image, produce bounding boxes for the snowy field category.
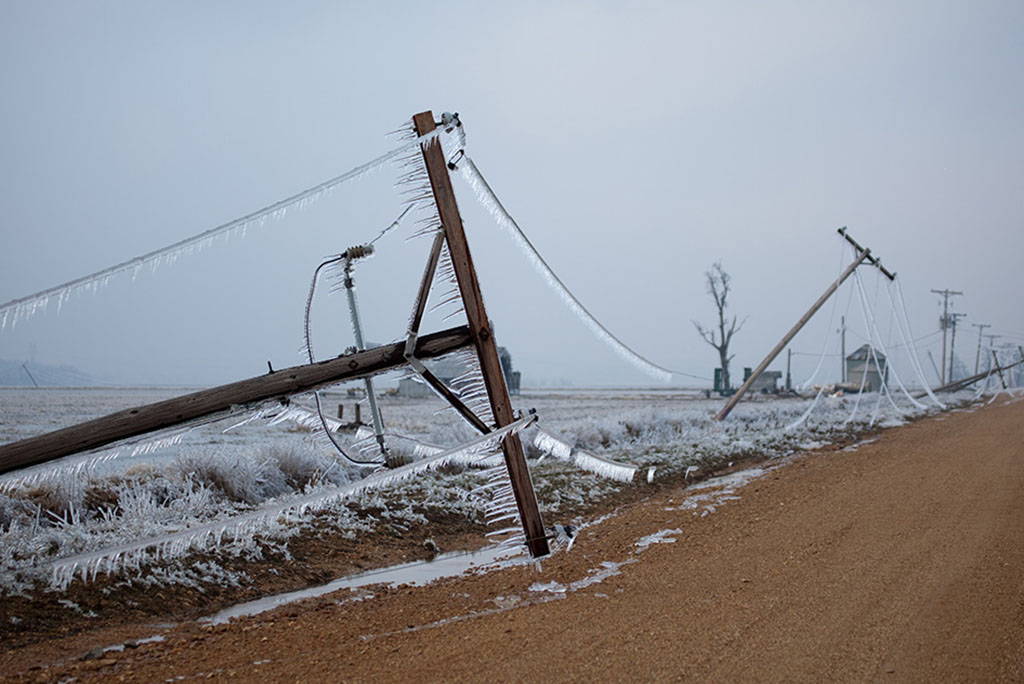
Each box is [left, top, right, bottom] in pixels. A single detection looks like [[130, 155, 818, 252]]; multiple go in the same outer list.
[[0, 383, 979, 596]]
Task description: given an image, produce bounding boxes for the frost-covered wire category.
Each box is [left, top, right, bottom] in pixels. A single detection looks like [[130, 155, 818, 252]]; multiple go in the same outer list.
[[0, 403, 281, 490], [890, 277, 944, 407], [0, 430, 189, 491], [850, 266, 923, 410], [532, 426, 637, 483], [0, 128, 448, 331], [458, 156, 705, 385], [842, 341, 872, 427]]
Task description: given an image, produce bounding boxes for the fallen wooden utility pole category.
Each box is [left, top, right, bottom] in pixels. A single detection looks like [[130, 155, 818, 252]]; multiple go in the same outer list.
[[993, 350, 1008, 389], [412, 111, 549, 558], [0, 326, 472, 476], [1, 111, 551, 559], [914, 357, 1024, 397], [716, 227, 892, 421]]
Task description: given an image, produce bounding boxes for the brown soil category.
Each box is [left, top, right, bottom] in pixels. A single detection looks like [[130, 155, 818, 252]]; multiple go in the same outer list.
[[4, 397, 1024, 683]]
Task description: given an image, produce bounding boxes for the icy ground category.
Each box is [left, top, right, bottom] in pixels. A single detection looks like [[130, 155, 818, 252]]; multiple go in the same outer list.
[[0, 385, 973, 595]]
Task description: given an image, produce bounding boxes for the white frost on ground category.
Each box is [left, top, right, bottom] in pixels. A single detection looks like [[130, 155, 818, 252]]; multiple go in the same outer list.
[[0, 385, 983, 594]]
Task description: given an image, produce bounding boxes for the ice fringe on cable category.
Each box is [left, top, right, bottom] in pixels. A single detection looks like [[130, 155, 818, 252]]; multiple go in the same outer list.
[[458, 156, 677, 384], [48, 414, 535, 589], [0, 402, 282, 491], [532, 426, 637, 483], [850, 265, 923, 412], [0, 127, 450, 331]]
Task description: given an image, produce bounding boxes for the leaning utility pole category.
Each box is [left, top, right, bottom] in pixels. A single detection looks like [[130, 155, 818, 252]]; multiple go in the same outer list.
[[930, 288, 963, 384], [993, 350, 1008, 389], [717, 227, 894, 421], [947, 312, 967, 383], [972, 323, 991, 374], [985, 334, 1000, 373]]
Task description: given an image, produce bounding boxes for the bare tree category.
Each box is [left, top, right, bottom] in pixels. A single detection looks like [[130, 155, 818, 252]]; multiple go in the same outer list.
[[693, 262, 745, 391]]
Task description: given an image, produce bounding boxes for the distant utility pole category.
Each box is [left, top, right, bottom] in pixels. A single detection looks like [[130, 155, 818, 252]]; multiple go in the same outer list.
[[20, 362, 38, 388], [931, 288, 963, 384], [972, 323, 991, 374], [947, 313, 967, 382]]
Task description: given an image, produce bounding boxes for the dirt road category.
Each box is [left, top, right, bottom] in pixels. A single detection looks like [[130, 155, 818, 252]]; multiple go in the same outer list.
[[9, 397, 1024, 682]]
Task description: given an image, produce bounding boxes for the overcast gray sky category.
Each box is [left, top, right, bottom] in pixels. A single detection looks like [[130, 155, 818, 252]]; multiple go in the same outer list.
[[1, 1, 1022, 388]]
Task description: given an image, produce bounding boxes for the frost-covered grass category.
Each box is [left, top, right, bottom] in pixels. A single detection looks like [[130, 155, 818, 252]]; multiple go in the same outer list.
[[0, 385, 979, 595]]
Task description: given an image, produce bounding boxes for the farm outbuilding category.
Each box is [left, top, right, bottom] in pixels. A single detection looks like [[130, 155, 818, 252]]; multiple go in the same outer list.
[[846, 344, 888, 391]]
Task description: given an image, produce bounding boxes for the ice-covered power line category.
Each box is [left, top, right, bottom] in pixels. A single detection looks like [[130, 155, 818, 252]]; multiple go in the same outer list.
[[457, 155, 706, 385], [0, 128, 448, 331]]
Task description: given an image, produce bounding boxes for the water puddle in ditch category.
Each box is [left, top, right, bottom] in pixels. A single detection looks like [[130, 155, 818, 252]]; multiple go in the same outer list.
[[203, 543, 531, 624], [203, 464, 769, 630]]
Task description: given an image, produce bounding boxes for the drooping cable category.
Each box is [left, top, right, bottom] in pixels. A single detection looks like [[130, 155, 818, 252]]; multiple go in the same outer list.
[[850, 262, 924, 410], [889, 277, 944, 407], [301, 254, 382, 467], [457, 155, 708, 384]]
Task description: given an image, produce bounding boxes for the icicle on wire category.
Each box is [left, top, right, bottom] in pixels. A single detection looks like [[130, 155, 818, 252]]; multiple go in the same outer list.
[[783, 242, 854, 430], [0, 430, 189, 492], [850, 270, 902, 422], [888, 277, 944, 408], [841, 340, 872, 427], [0, 127, 448, 331], [0, 402, 284, 491], [531, 426, 637, 483], [457, 155, 702, 385], [49, 413, 536, 589], [850, 264, 923, 410], [973, 363, 994, 399]]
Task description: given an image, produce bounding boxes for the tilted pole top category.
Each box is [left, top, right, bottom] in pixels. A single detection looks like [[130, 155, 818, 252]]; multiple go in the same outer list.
[[838, 227, 895, 280]]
